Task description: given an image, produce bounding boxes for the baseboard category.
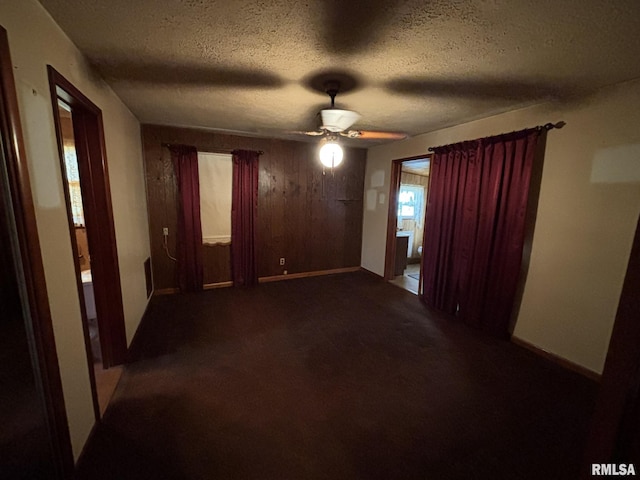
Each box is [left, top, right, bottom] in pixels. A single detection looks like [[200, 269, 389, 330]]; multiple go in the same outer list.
[[155, 268, 361, 291], [203, 281, 233, 290], [154, 287, 179, 296], [359, 267, 384, 279], [511, 336, 601, 382], [259, 266, 361, 283]]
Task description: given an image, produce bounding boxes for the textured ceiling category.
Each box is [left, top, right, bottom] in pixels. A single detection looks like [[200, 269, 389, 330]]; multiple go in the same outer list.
[[38, 0, 640, 145]]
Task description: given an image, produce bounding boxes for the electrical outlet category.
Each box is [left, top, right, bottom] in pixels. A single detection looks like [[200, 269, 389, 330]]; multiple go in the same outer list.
[[279, 257, 285, 266], [163, 227, 169, 236]]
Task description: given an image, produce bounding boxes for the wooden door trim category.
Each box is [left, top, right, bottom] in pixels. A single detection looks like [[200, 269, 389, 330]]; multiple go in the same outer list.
[[383, 159, 403, 280], [582, 213, 640, 471], [0, 26, 74, 477], [47, 66, 128, 373]]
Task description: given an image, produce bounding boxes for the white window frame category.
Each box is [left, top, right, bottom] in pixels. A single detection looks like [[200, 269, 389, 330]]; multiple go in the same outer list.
[[397, 184, 424, 222]]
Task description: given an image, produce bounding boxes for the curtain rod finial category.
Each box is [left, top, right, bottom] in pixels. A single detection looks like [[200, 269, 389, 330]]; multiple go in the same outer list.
[[543, 121, 566, 130]]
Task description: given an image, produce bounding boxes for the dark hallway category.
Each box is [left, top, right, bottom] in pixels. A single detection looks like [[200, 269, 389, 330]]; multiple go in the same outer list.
[[77, 271, 596, 479]]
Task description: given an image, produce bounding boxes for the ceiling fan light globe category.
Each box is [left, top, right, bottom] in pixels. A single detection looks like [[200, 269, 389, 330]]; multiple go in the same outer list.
[[319, 142, 344, 168]]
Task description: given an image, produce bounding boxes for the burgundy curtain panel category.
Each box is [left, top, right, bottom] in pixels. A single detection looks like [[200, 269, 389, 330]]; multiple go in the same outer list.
[[169, 145, 203, 292], [421, 129, 541, 337], [231, 149, 259, 287]]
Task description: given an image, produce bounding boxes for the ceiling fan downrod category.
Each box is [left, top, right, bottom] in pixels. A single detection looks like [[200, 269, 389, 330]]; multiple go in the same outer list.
[[324, 80, 340, 108]]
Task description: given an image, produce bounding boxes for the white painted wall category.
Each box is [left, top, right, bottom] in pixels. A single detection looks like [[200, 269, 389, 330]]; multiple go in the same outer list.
[[362, 79, 640, 375], [0, 0, 151, 457]]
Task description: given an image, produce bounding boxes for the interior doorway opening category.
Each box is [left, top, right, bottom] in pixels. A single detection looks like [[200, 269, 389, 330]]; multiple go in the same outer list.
[[384, 155, 430, 295], [49, 67, 126, 418], [57, 100, 103, 363]]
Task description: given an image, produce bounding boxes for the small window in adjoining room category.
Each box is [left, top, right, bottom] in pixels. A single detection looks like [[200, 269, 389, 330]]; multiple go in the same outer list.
[[397, 184, 424, 221], [63, 144, 85, 227], [198, 152, 233, 245]]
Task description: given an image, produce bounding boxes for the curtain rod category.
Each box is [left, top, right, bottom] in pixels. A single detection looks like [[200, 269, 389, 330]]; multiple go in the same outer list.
[[427, 121, 566, 152], [161, 143, 264, 155]]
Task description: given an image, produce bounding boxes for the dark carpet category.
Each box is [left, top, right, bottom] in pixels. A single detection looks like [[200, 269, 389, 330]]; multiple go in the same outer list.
[[77, 271, 597, 479]]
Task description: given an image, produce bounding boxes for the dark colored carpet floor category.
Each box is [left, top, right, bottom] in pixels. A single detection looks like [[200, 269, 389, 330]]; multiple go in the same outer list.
[[77, 271, 597, 479]]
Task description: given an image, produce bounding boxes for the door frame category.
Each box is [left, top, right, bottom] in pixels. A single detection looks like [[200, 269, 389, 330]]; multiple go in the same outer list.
[[581, 212, 640, 472], [0, 26, 74, 477], [47, 67, 128, 377], [383, 154, 431, 288]]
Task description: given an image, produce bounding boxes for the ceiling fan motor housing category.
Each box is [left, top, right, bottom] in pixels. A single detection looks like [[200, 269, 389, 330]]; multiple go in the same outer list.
[[320, 108, 362, 132]]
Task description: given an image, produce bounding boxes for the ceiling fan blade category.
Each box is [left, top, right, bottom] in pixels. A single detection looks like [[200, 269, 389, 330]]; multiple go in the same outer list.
[[282, 130, 325, 137], [320, 109, 361, 132], [342, 130, 408, 140]]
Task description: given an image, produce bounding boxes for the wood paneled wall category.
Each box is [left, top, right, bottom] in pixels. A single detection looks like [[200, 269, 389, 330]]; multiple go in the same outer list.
[[142, 125, 366, 291]]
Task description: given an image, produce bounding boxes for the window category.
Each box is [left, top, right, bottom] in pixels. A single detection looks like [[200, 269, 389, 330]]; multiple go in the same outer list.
[[198, 152, 233, 245], [397, 184, 424, 221], [63, 145, 85, 227]]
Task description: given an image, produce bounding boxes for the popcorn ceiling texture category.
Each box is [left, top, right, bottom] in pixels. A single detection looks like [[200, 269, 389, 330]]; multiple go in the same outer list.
[[38, 0, 640, 143]]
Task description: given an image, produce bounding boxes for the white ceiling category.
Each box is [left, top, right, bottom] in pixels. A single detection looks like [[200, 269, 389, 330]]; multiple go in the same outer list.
[[38, 0, 640, 146], [403, 159, 430, 176]]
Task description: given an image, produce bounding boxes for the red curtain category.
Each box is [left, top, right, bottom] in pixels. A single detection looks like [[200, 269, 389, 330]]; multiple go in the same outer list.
[[421, 129, 541, 337], [169, 145, 203, 292], [231, 149, 259, 287]]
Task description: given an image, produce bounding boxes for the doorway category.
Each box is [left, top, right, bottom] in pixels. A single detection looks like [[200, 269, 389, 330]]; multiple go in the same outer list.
[[48, 67, 126, 417], [384, 155, 430, 295], [0, 158, 61, 478], [0, 25, 73, 477]]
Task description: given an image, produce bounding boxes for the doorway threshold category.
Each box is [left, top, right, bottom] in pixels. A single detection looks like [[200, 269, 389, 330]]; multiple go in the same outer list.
[[389, 263, 419, 295]]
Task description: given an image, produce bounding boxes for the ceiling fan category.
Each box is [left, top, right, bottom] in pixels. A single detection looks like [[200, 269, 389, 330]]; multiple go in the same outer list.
[[298, 81, 408, 141]]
